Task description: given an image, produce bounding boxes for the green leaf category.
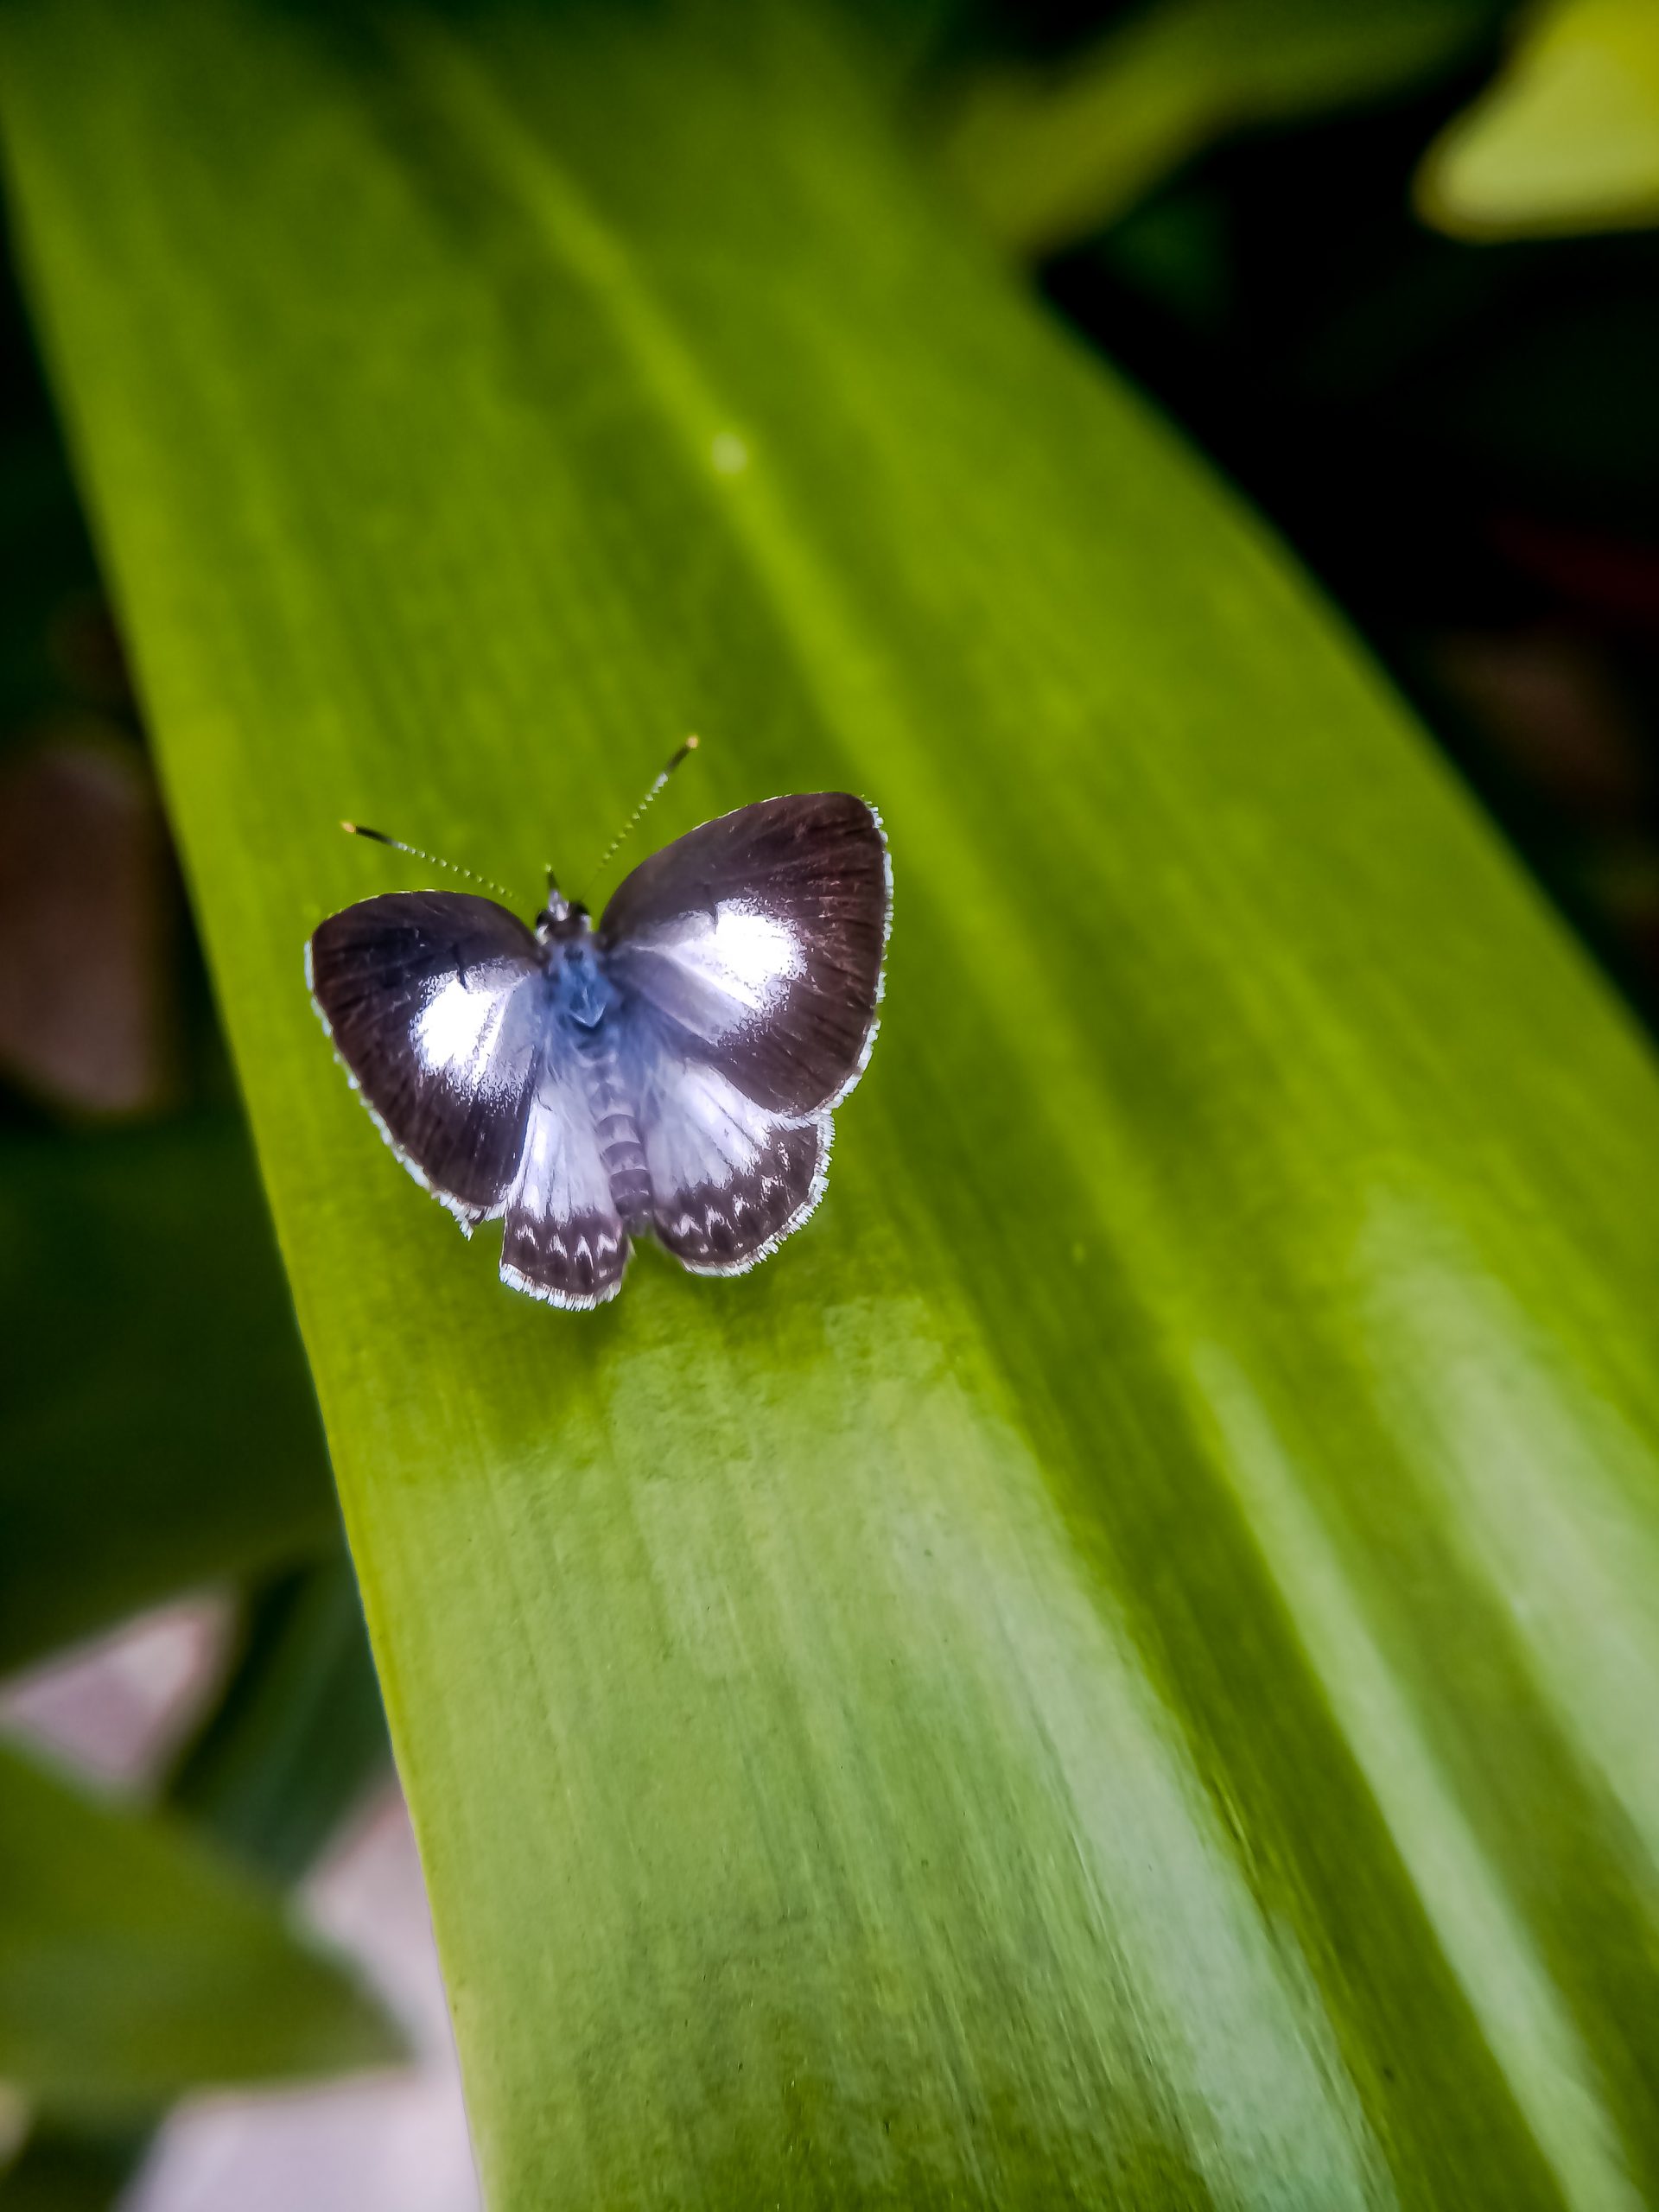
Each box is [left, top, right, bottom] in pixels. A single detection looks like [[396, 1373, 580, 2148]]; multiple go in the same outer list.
[[168, 1552, 391, 1883], [0, 1114, 338, 1673], [0, 2132, 135, 2212], [936, 0, 1506, 255], [0, 1739, 396, 2116], [3, 0, 1659, 2204], [1418, 0, 1659, 237], [2, 1554, 391, 2208]]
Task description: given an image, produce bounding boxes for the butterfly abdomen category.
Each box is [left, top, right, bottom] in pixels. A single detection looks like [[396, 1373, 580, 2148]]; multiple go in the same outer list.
[[575, 1026, 652, 1233]]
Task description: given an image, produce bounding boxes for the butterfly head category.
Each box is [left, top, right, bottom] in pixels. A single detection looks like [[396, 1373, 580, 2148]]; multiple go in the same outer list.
[[534, 890, 592, 947]]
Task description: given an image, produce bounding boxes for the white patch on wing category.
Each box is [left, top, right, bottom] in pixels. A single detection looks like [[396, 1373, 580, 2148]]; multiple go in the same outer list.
[[413, 971, 512, 1083], [639, 1056, 784, 1197], [305, 941, 523, 1231], [640, 901, 804, 1036]]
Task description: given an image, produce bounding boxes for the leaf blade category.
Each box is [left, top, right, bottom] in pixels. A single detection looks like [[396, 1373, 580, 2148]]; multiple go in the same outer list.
[[3, 1, 1657, 2204]]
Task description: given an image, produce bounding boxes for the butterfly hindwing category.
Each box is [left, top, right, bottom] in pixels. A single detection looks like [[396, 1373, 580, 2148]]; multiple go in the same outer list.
[[500, 1047, 629, 1307], [601, 793, 888, 1274], [620, 1028, 827, 1274], [306, 891, 543, 1224], [597, 792, 889, 1116]]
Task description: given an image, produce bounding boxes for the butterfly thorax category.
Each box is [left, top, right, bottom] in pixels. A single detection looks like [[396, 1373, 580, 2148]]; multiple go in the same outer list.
[[537, 904, 615, 1032], [532, 903, 652, 1230]]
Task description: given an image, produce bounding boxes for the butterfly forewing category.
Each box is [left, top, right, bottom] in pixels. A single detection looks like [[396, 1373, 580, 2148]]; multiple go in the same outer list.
[[601, 793, 888, 1274], [598, 792, 888, 1116], [307, 892, 543, 1224]]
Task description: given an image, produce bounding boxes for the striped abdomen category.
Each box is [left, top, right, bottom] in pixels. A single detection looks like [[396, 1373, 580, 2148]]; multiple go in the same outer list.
[[577, 1027, 651, 1232]]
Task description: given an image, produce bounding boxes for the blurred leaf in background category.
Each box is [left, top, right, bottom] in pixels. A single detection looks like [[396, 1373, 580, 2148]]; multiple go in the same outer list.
[[936, 0, 1510, 254], [1419, 0, 1659, 238], [1009, 0, 1659, 1031], [0, 1116, 341, 1675], [0, 1737, 395, 2120], [0, 211, 338, 1675], [0, 1554, 396, 2206], [0, 174, 394, 2202]]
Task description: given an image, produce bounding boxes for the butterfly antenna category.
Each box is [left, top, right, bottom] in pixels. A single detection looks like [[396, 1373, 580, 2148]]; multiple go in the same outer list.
[[340, 822, 520, 906], [576, 734, 700, 899]]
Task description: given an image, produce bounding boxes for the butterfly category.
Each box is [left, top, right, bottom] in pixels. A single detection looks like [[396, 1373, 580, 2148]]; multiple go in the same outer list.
[[306, 783, 890, 1308]]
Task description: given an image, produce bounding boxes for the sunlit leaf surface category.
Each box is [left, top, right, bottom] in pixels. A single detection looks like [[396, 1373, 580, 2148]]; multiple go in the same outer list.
[[3, 1, 1659, 2203], [1419, 0, 1659, 238]]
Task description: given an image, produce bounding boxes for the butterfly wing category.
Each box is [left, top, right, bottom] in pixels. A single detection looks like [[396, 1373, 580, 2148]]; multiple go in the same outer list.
[[620, 1035, 826, 1274], [500, 1046, 629, 1307], [600, 794, 889, 1274], [598, 793, 889, 1115], [307, 891, 543, 1228]]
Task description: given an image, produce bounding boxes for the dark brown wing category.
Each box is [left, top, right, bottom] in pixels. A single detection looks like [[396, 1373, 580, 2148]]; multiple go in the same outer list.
[[306, 892, 543, 1225], [597, 793, 889, 1117]]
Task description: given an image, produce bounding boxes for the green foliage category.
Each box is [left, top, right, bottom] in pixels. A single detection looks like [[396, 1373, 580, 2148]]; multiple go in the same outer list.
[[0, 1739, 395, 2116], [0, 1115, 338, 1673], [0, 2123, 137, 2212], [3, 1, 1658, 2206], [1, 1554, 391, 2205], [937, 0, 1507, 253], [1418, 0, 1659, 237], [168, 1554, 390, 1883]]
